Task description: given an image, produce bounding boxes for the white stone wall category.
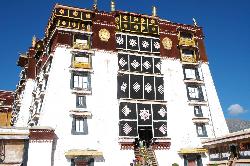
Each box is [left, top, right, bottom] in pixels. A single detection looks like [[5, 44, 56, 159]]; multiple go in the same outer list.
[[27, 141, 53, 166], [15, 79, 35, 127], [201, 63, 229, 137], [28, 45, 228, 166], [36, 47, 134, 166]]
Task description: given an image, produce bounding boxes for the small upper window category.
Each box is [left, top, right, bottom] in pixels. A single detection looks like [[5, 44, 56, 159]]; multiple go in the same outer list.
[[196, 123, 207, 137], [72, 116, 88, 135], [194, 106, 203, 117], [182, 49, 194, 56], [73, 33, 91, 50], [180, 31, 193, 39], [187, 85, 204, 101], [72, 53, 91, 69], [183, 66, 200, 80], [72, 72, 91, 91], [76, 95, 86, 108]]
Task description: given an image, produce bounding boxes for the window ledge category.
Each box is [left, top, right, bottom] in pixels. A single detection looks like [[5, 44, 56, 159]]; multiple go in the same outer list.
[[184, 79, 204, 84], [72, 89, 92, 95], [69, 67, 94, 73], [70, 110, 92, 117], [192, 117, 209, 124], [188, 101, 208, 106], [181, 61, 199, 65], [70, 49, 94, 54]]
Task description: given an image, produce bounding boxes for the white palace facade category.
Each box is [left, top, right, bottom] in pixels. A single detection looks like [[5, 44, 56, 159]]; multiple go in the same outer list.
[[0, 2, 230, 166]]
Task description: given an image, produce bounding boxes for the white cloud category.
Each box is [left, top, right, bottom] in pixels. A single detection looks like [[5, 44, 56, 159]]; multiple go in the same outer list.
[[227, 104, 247, 115]]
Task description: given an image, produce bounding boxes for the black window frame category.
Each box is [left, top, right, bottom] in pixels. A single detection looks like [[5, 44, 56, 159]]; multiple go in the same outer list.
[[183, 66, 200, 80], [76, 95, 87, 108], [186, 84, 204, 101], [196, 123, 207, 137], [71, 71, 91, 91], [194, 106, 203, 117], [71, 116, 88, 135]]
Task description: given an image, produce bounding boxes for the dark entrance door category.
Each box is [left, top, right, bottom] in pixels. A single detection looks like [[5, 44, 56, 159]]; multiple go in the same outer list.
[[138, 126, 153, 147]]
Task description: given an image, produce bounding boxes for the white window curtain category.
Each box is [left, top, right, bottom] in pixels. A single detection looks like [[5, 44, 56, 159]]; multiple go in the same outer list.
[[76, 39, 88, 45], [188, 87, 199, 99], [74, 75, 89, 89], [197, 125, 203, 135], [185, 68, 196, 79], [75, 118, 84, 132], [75, 56, 89, 63]]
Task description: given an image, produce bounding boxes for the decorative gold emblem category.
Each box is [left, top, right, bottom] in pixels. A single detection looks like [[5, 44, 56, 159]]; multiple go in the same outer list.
[[141, 18, 145, 23], [141, 26, 145, 31], [59, 9, 65, 15], [99, 29, 110, 42], [162, 37, 172, 50], [150, 19, 155, 24], [62, 21, 66, 26], [134, 25, 138, 30], [73, 11, 78, 16], [86, 13, 91, 19], [115, 17, 120, 22], [123, 15, 128, 21], [134, 17, 139, 22]]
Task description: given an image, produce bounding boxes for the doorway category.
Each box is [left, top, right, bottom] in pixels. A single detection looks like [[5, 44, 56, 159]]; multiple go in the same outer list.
[[138, 126, 153, 147]]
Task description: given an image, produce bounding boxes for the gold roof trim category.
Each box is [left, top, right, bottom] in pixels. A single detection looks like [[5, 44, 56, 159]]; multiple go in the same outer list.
[[178, 148, 207, 154], [65, 149, 103, 158]]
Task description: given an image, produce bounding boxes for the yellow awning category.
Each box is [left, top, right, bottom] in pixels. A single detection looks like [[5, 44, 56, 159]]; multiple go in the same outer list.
[[65, 149, 103, 158], [178, 148, 207, 154]]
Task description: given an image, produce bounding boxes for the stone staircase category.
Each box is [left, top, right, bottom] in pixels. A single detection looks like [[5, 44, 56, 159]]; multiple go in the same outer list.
[[134, 147, 158, 166]]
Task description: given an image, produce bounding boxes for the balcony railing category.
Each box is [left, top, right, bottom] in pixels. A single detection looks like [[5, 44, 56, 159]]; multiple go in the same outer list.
[[179, 37, 196, 47], [72, 62, 91, 69], [181, 54, 197, 63]]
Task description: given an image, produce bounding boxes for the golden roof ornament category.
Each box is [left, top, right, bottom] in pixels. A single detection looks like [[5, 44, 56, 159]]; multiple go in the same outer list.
[[32, 35, 36, 47], [93, 0, 98, 10], [111, 0, 115, 12], [152, 6, 157, 17], [192, 18, 198, 27]]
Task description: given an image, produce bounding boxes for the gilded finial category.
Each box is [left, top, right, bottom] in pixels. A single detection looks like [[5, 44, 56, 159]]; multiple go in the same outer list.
[[93, 0, 98, 10], [32, 35, 36, 47], [192, 18, 198, 27], [152, 6, 157, 17], [111, 0, 115, 12]]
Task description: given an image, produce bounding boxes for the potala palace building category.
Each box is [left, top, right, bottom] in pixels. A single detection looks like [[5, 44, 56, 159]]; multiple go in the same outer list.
[[3, 1, 249, 166]]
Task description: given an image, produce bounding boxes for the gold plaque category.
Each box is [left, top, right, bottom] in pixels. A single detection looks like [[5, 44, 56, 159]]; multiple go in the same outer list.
[[99, 29, 110, 42], [162, 37, 172, 50]]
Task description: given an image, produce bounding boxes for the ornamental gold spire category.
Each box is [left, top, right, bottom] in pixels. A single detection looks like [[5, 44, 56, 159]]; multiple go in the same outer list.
[[152, 6, 157, 17], [32, 35, 36, 47], [93, 0, 98, 10], [193, 18, 198, 27], [111, 0, 115, 12]]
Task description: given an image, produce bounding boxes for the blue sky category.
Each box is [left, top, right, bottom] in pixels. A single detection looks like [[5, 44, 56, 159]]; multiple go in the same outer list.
[[0, 0, 249, 120]]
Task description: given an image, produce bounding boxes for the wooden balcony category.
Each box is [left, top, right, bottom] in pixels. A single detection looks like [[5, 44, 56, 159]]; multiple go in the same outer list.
[[181, 54, 197, 63], [72, 42, 90, 50], [179, 37, 196, 47], [72, 62, 91, 69]]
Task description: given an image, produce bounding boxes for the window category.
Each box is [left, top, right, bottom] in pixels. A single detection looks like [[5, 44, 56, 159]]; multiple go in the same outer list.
[[73, 33, 91, 50], [72, 53, 91, 69], [194, 106, 203, 117], [183, 66, 200, 80], [186, 85, 204, 101], [76, 95, 86, 108], [180, 31, 193, 39], [181, 49, 196, 63], [72, 72, 91, 91], [182, 49, 194, 57], [72, 116, 88, 135], [196, 123, 207, 137]]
